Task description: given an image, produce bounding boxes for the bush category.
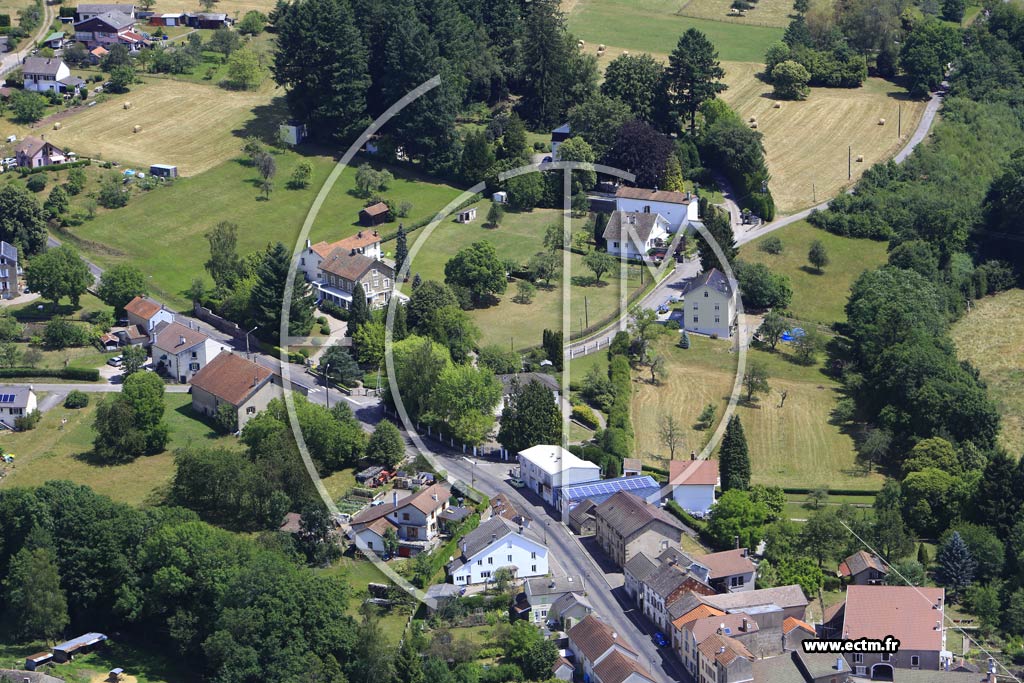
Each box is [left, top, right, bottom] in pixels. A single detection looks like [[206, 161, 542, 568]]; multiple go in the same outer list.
[[64, 390, 90, 408], [758, 235, 783, 254], [571, 405, 599, 429], [0, 367, 99, 381], [26, 174, 46, 193], [14, 410, 41, 430]]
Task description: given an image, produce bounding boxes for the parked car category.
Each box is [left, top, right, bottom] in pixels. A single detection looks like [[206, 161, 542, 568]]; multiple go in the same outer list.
[[542, 156, 553, 163], [653, 632, 669, 647], [106, 356, 123, 367], [509, 477, 526, 488]]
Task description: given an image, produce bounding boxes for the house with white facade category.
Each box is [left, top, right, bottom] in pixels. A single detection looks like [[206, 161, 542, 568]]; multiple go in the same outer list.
[[124, 296, 175, 334], [298, 231, 383, 283], [614, 186, 699, 233], [311, 246, 395, 312], [682, 268, 737, 339], [698, 548, 757, 593], [517, 444, 601, 508], [151, 321, 230, 384], [447, 515, 548, 585], [603, 211, 670, 262], [0, 386, 37, 428], [668, 458, 719, 516], [550, 123, 570, 159], [519, 574, 586, 624], [0, 241, 19, 299], [350, 484, 451, 557], [21, 58, 81, 94]]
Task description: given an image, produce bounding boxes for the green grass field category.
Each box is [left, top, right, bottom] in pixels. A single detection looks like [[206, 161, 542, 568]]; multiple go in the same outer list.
[[951, 288, 1024, 456], [317, 555, 412, 641], [2, 393, 235, 506], [739, 220, 889, 325], [675, 0, 801, 27], [59, 153, 464, 309], [631, 334, 884, 490], [407, 207, 647, 349], [0, 638, 193, 683], [565, 0, 785, 62]]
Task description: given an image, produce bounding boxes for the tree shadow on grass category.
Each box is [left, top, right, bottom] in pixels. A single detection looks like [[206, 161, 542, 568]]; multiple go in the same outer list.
[[570, 275, 610, 288], [798, 265, 824, 276]]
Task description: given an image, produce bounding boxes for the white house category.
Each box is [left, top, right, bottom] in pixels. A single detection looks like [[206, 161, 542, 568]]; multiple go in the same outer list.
[[517, 445, 601, 508], [682, 268, 737, 339], [350, 484, 452, 557], [298, 231, 383, 283], [0, 386, 37, 428], [150, 321, 231, 384], [602, 211, 670, 262], [21, 57, 73, 93], [668, 459, 719, 516], [615, 186, 700, 233], [698, 548, 757, 593], [521, 574, 586, 624], [124, 296, 175, 335], [446, 515, 549, 585]]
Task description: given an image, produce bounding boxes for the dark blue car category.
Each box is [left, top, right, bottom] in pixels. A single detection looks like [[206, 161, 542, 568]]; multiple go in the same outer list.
[[654, 631, 669, 647]]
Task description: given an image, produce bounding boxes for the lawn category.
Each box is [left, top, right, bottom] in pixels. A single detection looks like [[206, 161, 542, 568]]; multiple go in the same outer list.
[[61, 153, 465, 309], [951, 288, 1024, 456], [565, 0, 785, 62], [35, 77, 281, 176], [675, 0, 801, 27], [1, 393, 236, 506], [318, 555, 411, 642], [407, 207, 648, 349], [630, 335, 884, 490], [739, 220, 889, 325], [720, 63, 927, 214], [0, 638, 193, 683]]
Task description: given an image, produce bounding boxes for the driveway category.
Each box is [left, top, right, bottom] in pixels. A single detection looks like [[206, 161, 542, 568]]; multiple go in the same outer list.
[[0, 2, 57, 79]]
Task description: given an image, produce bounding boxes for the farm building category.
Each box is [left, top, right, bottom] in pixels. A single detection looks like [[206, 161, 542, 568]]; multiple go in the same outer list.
[[24, 652, 52, 671], [52, 632, 108, 663], [184, 12, 230, 28], [148, 12, 184, 25], [558, 475, 662, 520], [359, 202, 390, 227], [149, 163, 178, 178], [279, 121, 308, 145]]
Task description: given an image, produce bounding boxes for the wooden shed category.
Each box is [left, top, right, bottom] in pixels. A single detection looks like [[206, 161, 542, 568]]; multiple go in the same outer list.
[[359, 202, 390, 227], [456, 207, 477, 223]]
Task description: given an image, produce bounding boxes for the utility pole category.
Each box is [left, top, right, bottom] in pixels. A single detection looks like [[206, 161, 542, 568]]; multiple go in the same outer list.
[[848, 146, 852, 180], [323, 363, 331, 410], [584, 296, 589, 328], [812, 183, 816, 204], [898, 104, 902, 138]]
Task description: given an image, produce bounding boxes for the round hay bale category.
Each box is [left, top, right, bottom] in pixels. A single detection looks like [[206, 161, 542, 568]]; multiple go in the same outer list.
[[750, 122, 758, 129], [598, 44, 606, 51], [133, 125, 142, 133], [622, 50, 629, 55], [123, 101, 132, 110], [773, 102, 782, 109], [578, 39, 584, 47], [856, 154, 864, 162], [749, 116, 757, 123], [878, 118, 886, 125], [53, 121, 61, 130]]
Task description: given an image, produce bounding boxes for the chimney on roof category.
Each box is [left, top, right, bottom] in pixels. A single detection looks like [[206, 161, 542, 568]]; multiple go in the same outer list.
[[178, 335, 186, 345], [432, 494, 438, 502], [306, 239, 311, 248], [393, 491, 398, 507], [935, 621, 941, 630], [742, 548, 748, 558], [491, 533, 497, 542], [835, 658, 844, 672], [462, 543, 467, 555], [357, 230, 363, 238], [612, 631, 617, 639], [742, 618, 749, 632], [373, 230, 379, 236], [690, 451, 696, 461]]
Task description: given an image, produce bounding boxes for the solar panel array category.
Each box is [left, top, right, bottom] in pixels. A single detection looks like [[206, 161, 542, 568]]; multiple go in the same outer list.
[[563, 476, 658, 500], [0, 393, 16, 404]]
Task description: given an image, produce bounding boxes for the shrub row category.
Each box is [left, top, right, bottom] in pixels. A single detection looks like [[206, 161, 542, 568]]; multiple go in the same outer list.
[[570, 404, 599, 430], [665, 500, 718, 548], [0, 367, 99, 381], [18, 159, 92, 176], [780, 486, 878, 497]]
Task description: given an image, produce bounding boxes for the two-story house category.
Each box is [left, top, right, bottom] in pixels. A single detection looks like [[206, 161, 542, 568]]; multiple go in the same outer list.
[[823, 585, 951, 678], [15, 136, 68, 169], [0, 241, 19, 299], [837, 550, 889, 585], [74, 3, 136, 22], [519, 574, 585, 624], [151, 321, 230, 383], [315, 249, 395, 311], [683, 268, 738, 339], [0, 386, 37, 428], [699, 548, 757, 593], [517, 444, 601, 508], [446, 515, 549, 585], [74, 11, 139, 49], [350, 484, 451, 556], [189, 352, 282, 431], [21, 57, 81, 95], [677, 609, 761, 680], [298, 231, 383, 283], [593, 491, 687, 569], [615, 186, 700, 233], [567, 615, 655, 683], [668, 458, 719, 516], [124, 296, 175, 333], [697, 632, 755, 683], [603, 211, 671, 262]]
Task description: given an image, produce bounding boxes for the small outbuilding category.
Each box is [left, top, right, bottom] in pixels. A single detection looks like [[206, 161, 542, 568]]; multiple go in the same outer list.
[[492, 191, 508, 204], [359, 201, 390, 227], [456, 207, 477, 223], [25, 652, 53, 671], [52, 632, 108, 663], [149, 163, 177, 179], [279, 121, 307, 146]]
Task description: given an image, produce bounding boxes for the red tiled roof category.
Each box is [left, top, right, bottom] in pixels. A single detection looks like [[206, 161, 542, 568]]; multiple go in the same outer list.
[[360, 201, 389, 217], [842, 585, 945, 652], [696, 548, 755, 579], [838, 550, 888, 578], [319, 251, 389, 282], [567, 615, 637, 664], [593, 649, 654, 683], [697, 633, 753, 667], [189, 352, 273, 406], [686, 613, 758, 644], [669, 459, 719, 487], [124, 295, 162, 321], [672, 604, 725, 630], [783, 616, 815, 636]]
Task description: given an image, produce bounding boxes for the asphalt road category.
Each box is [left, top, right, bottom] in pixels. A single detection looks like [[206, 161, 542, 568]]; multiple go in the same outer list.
[[0, 2, 55, 79], [433, 451, 692, 683]]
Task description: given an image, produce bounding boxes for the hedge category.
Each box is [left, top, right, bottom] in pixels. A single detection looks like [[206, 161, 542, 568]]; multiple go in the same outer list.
[[570, 405, 599, 430], [665, 500, 719, 548], [18, 159, 92, 176], [0, 367, 99, 381], [781, 486, 878, 497]]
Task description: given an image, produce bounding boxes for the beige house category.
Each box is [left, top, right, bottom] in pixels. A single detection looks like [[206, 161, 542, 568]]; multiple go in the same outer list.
[[315, 250, 395, 311], [151, 321, 230, 383], [566, 614, 655, 683], [189, 352, 282, 431], [683, 268, 738, 339], [593, 491, 687, 569], [298, 231, 383, 283]]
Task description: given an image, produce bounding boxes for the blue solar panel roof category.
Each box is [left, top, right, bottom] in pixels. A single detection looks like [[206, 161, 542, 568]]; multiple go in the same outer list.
[[561, 475, 659, 500]]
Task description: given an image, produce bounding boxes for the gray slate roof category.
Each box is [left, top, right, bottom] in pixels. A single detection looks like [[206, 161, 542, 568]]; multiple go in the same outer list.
[[703, 585, 808, 612], [524, 574, 585, 597], [568, 498, 597, 527], [594, 491, 686, 539], [78, 10, 133, 28], [645, 564, 689, 600], [624, 552, 659, 583], [0, 386, 34, 410], [22, 57, 65, 77], [456, 515, 516, 561], [603, 210, 667, 244], [551, 590, 592, 616], [687, 267, 734, 296], [0, 241, 17, 262], [77, 3, 135, 14]]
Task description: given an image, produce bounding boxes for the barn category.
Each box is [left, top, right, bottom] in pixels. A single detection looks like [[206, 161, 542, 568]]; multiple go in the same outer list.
[[359, 202, 390, 227]]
